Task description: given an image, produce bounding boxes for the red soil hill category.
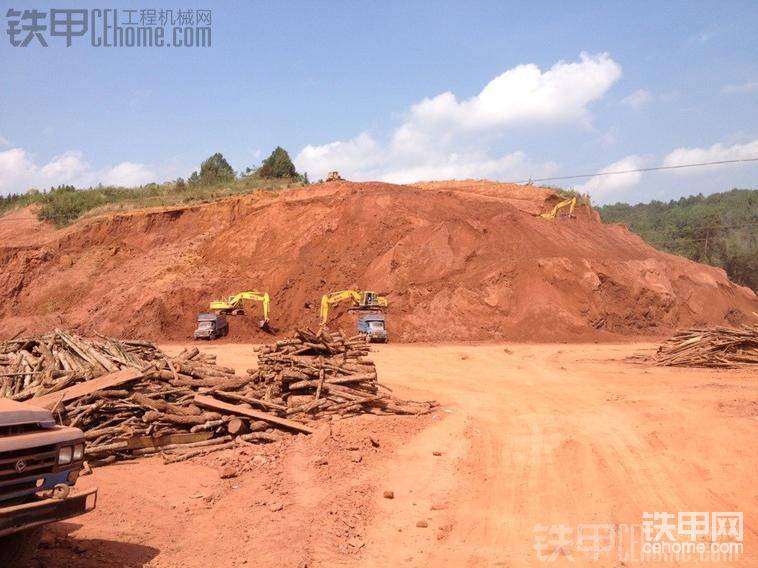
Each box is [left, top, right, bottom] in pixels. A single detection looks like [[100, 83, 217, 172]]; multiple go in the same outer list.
[[0, 181, 755, 342]]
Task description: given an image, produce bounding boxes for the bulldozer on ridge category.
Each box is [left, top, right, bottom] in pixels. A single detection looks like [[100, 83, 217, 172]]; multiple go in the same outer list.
[[325, 171, 344, 182]]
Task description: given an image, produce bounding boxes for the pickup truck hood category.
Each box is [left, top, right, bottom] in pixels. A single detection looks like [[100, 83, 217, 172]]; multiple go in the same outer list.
[[0, 398, 56, 428]]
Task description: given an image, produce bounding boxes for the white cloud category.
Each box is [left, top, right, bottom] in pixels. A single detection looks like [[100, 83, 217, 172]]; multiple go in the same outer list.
[[382, 151, 559, 185], [101, 162, 155, 186], [0, 134, 9, 147], [0, 147, 156, 195], [620, 89, 652, 109], [297, 133, 384, 178], [296, 53, 622, 182], [38, 151, 91, 183], [0, 148, 39, 195], [721, 81, 758, 94], [401, 52, 621, 132], [662, 139, 758, 172], [576, 155, 645, 199]]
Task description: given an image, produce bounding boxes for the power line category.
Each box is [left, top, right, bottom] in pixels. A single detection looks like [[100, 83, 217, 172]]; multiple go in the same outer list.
[[517, 156, 758, 184]]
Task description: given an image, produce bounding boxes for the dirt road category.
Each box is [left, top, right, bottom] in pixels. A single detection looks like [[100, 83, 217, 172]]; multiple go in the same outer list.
[[38, 343, 757, 567]]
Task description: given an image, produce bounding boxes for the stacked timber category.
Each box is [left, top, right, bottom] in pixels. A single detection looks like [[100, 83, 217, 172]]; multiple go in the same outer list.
[[248, 328, 434, 419], [0, 329, 158, 400], [653, 325, 758, 368], [0, 329, 435, 464]]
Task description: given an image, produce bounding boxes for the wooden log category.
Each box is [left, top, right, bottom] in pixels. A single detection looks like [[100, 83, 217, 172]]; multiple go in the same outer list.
[[213, 390, 287, 412], [142, 410, 221, 426], [126, 431, 213, 450], [32, 368, 142, 408], [226, 417, 249, 436], [190, 418, 228, 433], [130, 392, 202, 416], [240, 432, 281, 443], [162, 440, 236, 463], [85, 440, 129, 454], [133, 435, 231, 456], [194, 395, 315, 434]]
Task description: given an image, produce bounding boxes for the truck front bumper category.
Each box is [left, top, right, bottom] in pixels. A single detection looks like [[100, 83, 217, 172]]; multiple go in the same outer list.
[[0, 487, 97, 537]]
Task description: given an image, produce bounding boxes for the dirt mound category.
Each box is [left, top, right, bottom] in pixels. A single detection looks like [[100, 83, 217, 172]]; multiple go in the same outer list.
[[0, 181, 756, 342]]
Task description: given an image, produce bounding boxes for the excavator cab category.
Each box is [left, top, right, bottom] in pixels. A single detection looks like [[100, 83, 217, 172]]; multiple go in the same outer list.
[[359, 291, 385, 310]]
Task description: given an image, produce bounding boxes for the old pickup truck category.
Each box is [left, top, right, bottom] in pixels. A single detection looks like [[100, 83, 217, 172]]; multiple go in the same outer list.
[[0, 398, 97, 566]]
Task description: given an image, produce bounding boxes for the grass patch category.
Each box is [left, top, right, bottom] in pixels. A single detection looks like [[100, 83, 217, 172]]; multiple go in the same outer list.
[[0, 177, 300, 228]]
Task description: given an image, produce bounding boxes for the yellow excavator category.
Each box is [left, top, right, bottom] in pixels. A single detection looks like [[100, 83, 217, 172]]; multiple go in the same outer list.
[[540, 196, 577, 220], [210, 291, 270, 328], [320, 290, 387, 327]]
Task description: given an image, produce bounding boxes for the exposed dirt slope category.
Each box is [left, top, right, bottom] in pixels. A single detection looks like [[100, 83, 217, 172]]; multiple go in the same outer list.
[[0, 205, 59, 246], [0, 181, 756, 341]]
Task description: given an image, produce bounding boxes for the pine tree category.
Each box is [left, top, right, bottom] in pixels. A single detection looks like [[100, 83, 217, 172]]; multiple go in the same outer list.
[[257, 147, 297, 178], [199, 153, 235, 184]]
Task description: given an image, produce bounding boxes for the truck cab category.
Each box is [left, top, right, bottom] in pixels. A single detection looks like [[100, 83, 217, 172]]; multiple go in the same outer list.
[[357, 314, 388, 343], [194, 313, 228, 340], [0, 398, 96, 566]]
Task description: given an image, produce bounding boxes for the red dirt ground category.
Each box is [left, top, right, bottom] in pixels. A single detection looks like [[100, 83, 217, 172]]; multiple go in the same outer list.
[[0, 180, 755, 342], [32, 342, 758, 567]]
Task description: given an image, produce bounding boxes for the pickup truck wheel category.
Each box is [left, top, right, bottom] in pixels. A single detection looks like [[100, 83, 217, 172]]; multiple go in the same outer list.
[[0, 527, 43, 567]]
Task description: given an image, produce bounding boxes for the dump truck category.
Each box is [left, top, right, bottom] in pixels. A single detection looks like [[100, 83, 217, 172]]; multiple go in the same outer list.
[[193, 313, 228, 340], [0, 398, 97, 567], [358, 313, 388, 343]]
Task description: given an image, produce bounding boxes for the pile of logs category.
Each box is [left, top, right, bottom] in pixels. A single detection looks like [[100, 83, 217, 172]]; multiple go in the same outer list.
[[652, 325, 758, 368], [0, 329, 435, 464], [250, 328, 435, 419], [0, 329, 162, 400]]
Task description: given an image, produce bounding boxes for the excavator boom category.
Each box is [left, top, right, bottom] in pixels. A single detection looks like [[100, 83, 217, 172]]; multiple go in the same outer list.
[[320, 290, 387, 327], [540, 196, 577, 220], [210, 291, 270, 327]]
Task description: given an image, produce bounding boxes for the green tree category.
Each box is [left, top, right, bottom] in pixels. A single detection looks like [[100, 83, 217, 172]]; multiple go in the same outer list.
[[188, 171, 200, 186], [199, 153, 235, 184], [597, 189, 758, 291], [257, 147, 297, 179]]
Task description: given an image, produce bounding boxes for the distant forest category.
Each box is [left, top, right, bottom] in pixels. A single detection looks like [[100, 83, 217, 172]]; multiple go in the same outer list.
[[597, 189, 757, 291]]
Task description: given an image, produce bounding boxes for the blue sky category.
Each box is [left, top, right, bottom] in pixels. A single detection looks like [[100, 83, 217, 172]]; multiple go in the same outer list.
[[1, 0, 757, 203]]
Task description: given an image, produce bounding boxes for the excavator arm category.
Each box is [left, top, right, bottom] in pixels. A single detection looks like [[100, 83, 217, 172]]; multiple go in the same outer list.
[[210, 291, 270, 326], [540, 196, 577, 220], [320, 290, 387, 327]]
